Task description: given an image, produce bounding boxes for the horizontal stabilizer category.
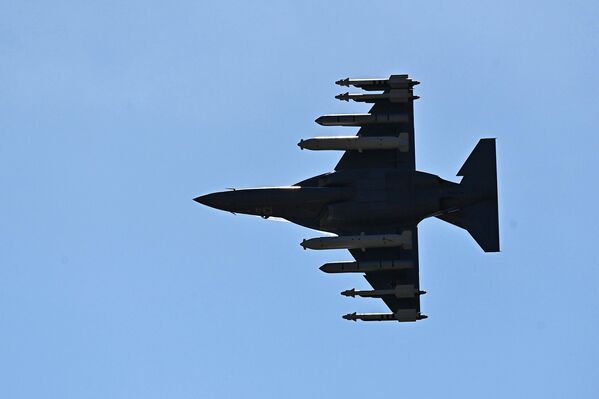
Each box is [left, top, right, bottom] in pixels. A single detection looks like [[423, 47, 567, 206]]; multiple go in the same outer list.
[[438, 201, 499, 252]]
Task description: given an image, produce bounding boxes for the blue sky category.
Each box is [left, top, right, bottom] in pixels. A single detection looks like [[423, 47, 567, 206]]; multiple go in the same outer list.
[[1, 1, 599, 397]]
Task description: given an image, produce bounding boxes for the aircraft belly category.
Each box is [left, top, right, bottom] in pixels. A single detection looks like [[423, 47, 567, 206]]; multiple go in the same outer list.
[[320, 200, 413, 229]]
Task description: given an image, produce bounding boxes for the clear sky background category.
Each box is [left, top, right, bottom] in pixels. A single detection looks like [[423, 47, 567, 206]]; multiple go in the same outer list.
[[1, 1, 599, 398]]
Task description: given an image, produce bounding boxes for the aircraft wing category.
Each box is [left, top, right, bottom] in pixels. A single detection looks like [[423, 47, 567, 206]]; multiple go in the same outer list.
[[347, 226, 423, 319], [334, 75, 418, 171]]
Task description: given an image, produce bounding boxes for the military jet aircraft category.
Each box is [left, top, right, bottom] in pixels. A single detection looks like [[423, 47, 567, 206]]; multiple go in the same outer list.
[[194, 74, 499, 322]]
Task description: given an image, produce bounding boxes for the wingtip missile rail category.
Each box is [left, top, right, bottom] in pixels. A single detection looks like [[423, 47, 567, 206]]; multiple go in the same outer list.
[[342, 310, 428, 322], [341, 285, 426, 299], [335, 75, 420, 91]]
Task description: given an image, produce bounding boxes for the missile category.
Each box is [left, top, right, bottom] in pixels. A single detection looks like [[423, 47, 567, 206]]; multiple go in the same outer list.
[[315, 113, 410, 127], [335, 75, 420, 91], [319, 259, 414, 273], [335, 91, 419, 103], [298, 134, 409, 152], [341, 285, 426, 299], [301, 231, 412, 251], [342, 309, 428, 322]]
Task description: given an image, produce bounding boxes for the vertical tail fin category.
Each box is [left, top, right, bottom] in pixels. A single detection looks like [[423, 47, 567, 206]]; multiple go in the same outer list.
[[437, 139, 500, 252], [458, 138, 498, 198]]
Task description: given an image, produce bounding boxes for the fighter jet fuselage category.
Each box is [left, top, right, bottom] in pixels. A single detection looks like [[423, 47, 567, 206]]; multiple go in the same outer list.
[[196, 169, 485, 235]]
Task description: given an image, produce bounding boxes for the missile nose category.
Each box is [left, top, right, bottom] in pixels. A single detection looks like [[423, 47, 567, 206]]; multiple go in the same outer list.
[[342, 312, 357, 321], [335, 92, 349, 101]]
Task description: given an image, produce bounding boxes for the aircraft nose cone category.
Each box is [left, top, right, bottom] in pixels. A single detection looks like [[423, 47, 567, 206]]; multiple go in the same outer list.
[[193, 193, 219, 208], [193, 191, 238, 212]]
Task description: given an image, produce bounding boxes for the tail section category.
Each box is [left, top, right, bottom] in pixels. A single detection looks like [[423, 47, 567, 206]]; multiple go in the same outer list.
[[458, 138, 498, 198], [437, 139, 500, 252]]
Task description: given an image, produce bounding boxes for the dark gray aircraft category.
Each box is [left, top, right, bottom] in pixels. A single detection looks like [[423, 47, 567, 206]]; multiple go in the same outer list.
[[194, 74, 499, 322]]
